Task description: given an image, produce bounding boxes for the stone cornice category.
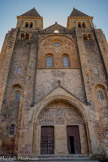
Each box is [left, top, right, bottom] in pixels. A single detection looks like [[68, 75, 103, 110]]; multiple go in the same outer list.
[[17, 16, 43, 20]]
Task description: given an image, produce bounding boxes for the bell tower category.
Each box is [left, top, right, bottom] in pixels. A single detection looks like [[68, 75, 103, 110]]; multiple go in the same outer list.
[[17, 8, 43, 30], [67, 8, 94, 29]]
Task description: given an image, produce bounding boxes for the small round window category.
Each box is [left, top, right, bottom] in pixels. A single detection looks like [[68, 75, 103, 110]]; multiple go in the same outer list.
[[54, 42, 60, 47]]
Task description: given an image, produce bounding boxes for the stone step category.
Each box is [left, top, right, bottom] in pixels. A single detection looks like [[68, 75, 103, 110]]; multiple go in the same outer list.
[[37, 154, 88, 158], [0, 155, 100, 162], [18, 155, 100, 162]]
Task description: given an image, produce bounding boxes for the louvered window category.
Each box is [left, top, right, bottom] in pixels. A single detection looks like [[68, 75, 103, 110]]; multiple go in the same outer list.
[[46, 56, 53, 68], [63, 56, 69, 67]]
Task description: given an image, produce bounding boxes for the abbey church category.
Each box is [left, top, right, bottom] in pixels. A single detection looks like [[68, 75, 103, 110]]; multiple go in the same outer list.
[[0, 8, 108, 160]]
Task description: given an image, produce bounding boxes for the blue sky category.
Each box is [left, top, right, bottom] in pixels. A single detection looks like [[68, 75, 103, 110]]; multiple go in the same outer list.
[[0, 0, 108, 51]]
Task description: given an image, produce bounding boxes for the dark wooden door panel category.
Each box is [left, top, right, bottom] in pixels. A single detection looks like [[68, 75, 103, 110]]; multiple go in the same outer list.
[[67, 125, 81, 154], [41, 126, 54, 154]]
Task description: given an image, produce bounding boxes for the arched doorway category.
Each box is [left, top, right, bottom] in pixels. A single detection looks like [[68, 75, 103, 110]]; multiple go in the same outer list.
[[33, 99, 89, 155]]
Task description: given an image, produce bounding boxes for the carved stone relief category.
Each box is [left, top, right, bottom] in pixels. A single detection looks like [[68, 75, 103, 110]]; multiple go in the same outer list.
[[38, 101, 84, 126]]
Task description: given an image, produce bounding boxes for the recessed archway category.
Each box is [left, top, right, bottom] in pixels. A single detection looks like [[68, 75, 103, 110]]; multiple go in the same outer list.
[[32, 96, 90, 155]]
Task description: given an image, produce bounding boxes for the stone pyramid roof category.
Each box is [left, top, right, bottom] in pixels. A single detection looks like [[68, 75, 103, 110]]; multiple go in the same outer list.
[[20, 8, 41, 17], [70, 8, 89, 17]]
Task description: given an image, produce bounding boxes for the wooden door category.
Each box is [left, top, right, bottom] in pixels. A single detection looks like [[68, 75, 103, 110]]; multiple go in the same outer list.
[[67, 126, 81, 154], [41, 126, 54, 154]]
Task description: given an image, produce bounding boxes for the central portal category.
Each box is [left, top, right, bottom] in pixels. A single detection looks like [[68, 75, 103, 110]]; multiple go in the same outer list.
[[34, 100, 88, 155], [67, 126, 81, 154], [41, 126, 54, 154]]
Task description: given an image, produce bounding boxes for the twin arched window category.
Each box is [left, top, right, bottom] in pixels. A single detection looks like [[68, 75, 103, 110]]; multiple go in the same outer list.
[[46, 55, 69, 68], [20, 33, 29, 40], [83, 34, 92, 40], [78, 22, 86, 28], [25, 22, 33, 28]]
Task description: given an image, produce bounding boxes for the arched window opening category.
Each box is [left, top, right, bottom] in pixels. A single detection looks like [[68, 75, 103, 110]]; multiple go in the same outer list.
[[82, 22, 86, 28], [86, 74, 89, 81], [46, 56, 53, 68], [17, 67, 21, 74], [63, 55, 69, 67], [25, 33, 29, 40], [88, 34, 92, 40], [83, 34, 87, 40], [54, 42, 60, 47], [97, 91, 104, 101], [25, 22, 29, 28], [78, 22, 81, 28], [10, 124, 15, 135], [15, 92, 20, 101], [20, 33, 24, 40], [30, 22, 33, 28], [54, 30, 59, 33], [94, 67, 99, 74], [13, 84, 22, 89]]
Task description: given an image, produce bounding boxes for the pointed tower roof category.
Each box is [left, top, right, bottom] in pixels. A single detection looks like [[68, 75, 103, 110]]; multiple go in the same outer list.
[[20, 8, 41, 17], [70, 8, 89, 17]]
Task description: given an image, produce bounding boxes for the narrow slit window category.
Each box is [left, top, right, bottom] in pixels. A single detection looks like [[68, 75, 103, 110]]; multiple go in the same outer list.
[[63, 56, 69, 67], [94, 67, 99, 74], [10, 124, 15, 136], [86, 74, 89, 81], [17, 67, 21, 73], [46, 56, 53, 68], [97, 91, 103, 101], [15, 92, 20, 101]]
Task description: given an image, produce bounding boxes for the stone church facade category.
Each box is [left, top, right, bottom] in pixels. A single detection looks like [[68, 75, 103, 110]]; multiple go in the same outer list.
[[0, 8, 108, 159]]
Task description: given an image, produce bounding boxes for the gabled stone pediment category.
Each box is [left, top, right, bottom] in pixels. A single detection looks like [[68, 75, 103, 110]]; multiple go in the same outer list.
[[43, 22, 66, 32], [35, 84, 86, 106], [31, 85, 89, 123]]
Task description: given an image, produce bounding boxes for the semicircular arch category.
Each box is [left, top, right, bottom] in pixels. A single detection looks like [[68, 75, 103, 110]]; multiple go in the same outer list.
[[39, 34, 76, 47], [32, 95, 88, 123]]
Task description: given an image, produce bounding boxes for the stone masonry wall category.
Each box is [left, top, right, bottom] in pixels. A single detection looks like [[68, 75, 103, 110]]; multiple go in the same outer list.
[[35, 69, 84, 102]]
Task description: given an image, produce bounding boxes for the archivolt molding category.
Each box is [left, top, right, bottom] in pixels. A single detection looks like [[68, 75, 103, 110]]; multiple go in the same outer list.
[[94, 82, 107, 90], [32, 94, 90, 123], [39, 34, 76, 47]]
